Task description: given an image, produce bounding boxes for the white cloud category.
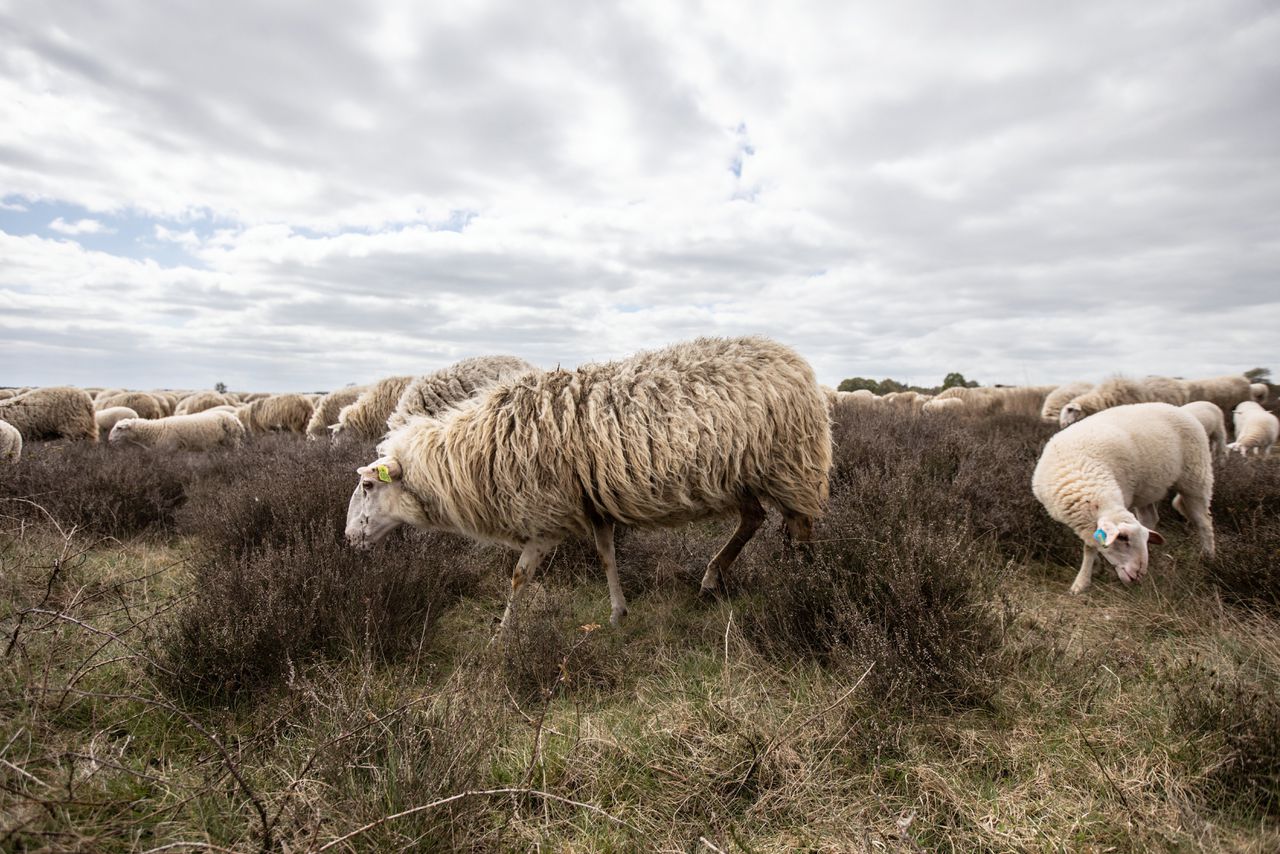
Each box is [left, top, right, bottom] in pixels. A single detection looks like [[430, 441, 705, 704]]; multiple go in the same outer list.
[[48, 216, 114, 235]]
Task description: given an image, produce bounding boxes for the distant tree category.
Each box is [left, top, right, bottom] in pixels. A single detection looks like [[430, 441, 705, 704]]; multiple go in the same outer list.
[[942, 372, 979, 390], [838, 377, 880, 393], [1244, 367, 1271, 383], [214, 381, 228, 394], [877, 378, 907, 394]]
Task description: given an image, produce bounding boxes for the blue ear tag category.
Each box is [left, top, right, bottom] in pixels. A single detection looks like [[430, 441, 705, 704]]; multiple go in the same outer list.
[[1093, 528, 1108, 548]]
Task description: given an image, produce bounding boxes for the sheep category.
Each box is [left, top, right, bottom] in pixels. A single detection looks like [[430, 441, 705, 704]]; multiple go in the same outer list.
[[934, 386, 1000, 415], [1251, 383, 1270, 404], [0, 387, 97, 442], [149, 391, 179, 416], [1059, 376, 1189, 427], [345, 336, 833, 628], [1227, 401, 1279, 457], [387, 355, 536, 431], [306, 386, 368, 439], [175, 390, 236, 415], [0, 419, 21, 463], [922, 397, 966, 415], [95, 406, 140, 440], [0, 388, 24, 401], [1041, 382, 1093, 423], [243, 393, 315, 434], [95, 391, 166, 420], [1180, 401, 1227, 458], [332, 376, 414, 441], [986, 385, 1055, 418], [1184, 375, 1253, 414], [108, 410, 246, 451], [1032, 402, 1214, 594]]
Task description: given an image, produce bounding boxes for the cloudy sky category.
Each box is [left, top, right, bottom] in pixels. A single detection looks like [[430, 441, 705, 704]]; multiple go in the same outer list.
[[2, 0, 1277, 391]]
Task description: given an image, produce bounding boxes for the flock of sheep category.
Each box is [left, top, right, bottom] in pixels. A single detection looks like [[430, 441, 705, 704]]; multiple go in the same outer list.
[[2, 337, 1277, 627]]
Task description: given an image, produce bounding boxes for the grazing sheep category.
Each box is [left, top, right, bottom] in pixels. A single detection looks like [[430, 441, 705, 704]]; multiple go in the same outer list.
[[175, 390, 236, 415], [95, 391, 166, 420], [0, 419, 21, 463], [1184, 375, 1252, 414], [387, 355, 536, 431], [1228, 401, 1279, 457], [1180, 401, 1227, 458], [93, 388, 126, 405], [1059, 376, 1190, 427], [1041, 382, 1093, 423], [95, 406, 140, 440], [0, 387, 97, 442], [1033, 403, 1214, 594], [1251, 383, 1270, 404], [108, 410, 246, 450], [306, 386, 368, 439], [243, 393, 315, 434], [922, 397, 966, 415], [346, 336, 833, 627], [149, 391, 179, 416], [934, 386, 1000, 415], [986, 385, 1055, 418], [332, 376, 414, 442]]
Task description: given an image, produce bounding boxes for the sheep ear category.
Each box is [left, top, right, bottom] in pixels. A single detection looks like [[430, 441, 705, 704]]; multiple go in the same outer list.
[[1093, 520, 1119, 548], [1147, 529, 1166, 545]]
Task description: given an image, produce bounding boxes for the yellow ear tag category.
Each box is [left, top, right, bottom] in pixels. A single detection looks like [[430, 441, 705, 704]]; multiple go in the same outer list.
[[376, 464, 392, 483]]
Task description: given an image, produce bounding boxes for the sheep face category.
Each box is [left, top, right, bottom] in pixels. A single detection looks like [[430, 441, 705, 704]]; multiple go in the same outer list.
[[1094, 515, 1165, 584], [345, 457, 411, 549], [1059, 403, 1084, 427], [107, 419, 138, 445]]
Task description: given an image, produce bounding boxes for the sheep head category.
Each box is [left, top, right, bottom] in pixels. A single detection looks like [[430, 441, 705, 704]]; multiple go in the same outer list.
[[1092, 512, 1165, 585], [1059, 402, 1085, 427], [345, 456, 411, 548]]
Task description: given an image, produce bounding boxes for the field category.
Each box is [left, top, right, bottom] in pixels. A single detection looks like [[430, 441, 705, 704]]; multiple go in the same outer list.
[[2, 406, 1279, 852]]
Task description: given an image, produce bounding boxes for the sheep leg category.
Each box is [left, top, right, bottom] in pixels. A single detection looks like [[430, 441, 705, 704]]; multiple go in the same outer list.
[[1070, 546, 1097, 595], [1173, 492, 1216, 558], [591, 517, 628, 627], [499, 538, 556, 630], [700, 494, 766, 599]]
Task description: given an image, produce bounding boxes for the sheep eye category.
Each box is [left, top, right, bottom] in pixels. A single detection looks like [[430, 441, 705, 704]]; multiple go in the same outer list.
[[361, 481, 373, 493], [1117, 533, 1129, 542]]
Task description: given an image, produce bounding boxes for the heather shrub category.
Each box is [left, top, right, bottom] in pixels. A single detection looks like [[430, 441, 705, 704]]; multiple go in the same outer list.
[[0, 440, 215, 538], [1202, 453, 1280, 613], [740, 408, 1014, 709]]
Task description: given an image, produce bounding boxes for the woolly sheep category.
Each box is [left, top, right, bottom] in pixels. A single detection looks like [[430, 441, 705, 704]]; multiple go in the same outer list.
[[332, 376, 414, 441], [1059, 376, 1189, 427], [922, 397, 966, 415], [1033, 403, 1214, 594], [96, 391, 166, 420], [1184, 375, 1252, 414], [0, 388, 24, 401], [1179, 401, 1227, 458], [1041, 382, 1093, 423], [986, 385, 1055, 418], [1227, 401, 1278, 457], [934, 386, 999, 415], [149, 391, 179, 416], [95, 406, 140, 440], [1251, 383, 1270, 404], [0, 419, 20, 463], [387, 355, 536, 431], [243, 393, 315, 434], [109, 410, 246, 451], [175, 390, 236, 415], [306, 386, 368, 439], [0, 387, 97, 442], [345, 336, 833, 628]]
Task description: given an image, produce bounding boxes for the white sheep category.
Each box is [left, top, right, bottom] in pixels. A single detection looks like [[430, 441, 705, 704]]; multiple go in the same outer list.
[[1032, 402, 1214, 594], [1179, 401, 1227, 458], [0, 419, 21, 463], [1059, 376, 1190, 427], [0, 387, 98, 442], [1227, 401, 1278, 457], [95, 406, 140, 441], [387, 355, 536, 431], [345, 336, 832, 628], [921, 397, 966, 415], [108, 410, 246, 450], [1041, 382, 1093, 423]]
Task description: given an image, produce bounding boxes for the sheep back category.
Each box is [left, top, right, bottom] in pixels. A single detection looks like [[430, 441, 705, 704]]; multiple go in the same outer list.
[[388, 356, 536, 431], [96, 391, 165, 420], [0, 387, 97, 442], [246, 393, 314, 434], [335, 376, 414, 441]]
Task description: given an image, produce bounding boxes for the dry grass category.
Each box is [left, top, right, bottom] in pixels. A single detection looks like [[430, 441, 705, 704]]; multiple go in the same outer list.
[[2, 412, 1279, 851]]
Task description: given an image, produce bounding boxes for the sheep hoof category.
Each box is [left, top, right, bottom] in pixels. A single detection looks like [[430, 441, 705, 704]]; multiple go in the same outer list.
[[610, 607, 628, 627], [1069, 582, 1088, 595]]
